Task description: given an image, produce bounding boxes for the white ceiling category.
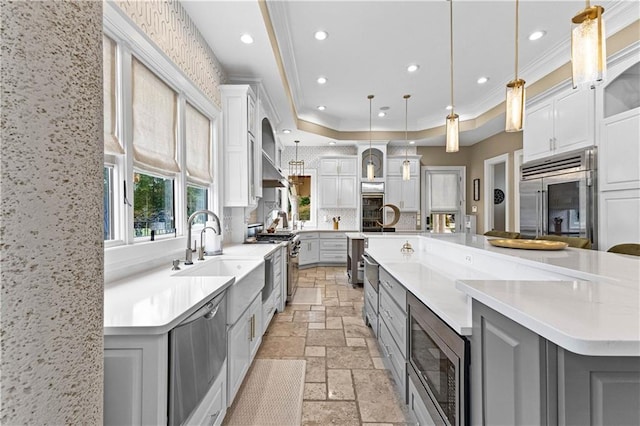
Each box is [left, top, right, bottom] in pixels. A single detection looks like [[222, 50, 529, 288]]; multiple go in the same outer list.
[[181, 0, 638, 146]]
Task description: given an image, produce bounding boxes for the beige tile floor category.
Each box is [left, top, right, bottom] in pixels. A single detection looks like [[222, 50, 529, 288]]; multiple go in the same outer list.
[[254, 266, 413, 426]]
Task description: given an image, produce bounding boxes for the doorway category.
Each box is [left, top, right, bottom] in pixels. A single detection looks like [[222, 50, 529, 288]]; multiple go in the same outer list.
[[421, 166, 466, 233], [484, 153, 510, 233]]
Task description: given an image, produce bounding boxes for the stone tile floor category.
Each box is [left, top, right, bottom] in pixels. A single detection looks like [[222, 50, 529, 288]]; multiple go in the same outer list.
[[254, 266, 413, 426]]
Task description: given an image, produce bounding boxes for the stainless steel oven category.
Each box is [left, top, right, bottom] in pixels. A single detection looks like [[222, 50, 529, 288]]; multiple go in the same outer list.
[[407, 292, 469, 426], [169, 292, 226, 426], [262, 252, 274, 302]]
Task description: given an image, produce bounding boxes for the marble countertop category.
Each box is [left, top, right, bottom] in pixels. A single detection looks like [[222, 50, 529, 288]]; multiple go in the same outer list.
[[104, 243, 285, 335], [365, 234, 640, 356]]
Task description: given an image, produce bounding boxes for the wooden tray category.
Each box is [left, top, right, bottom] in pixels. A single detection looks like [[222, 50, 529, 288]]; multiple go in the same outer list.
[[487, 238, 568, 250]]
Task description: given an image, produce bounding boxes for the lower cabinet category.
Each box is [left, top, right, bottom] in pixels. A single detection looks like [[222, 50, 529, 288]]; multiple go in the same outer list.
[[377, 282, 407, 399], [228, 294, 262, 405], [184, 361, 227, 426], [298, 233, 319, 266], [319, 232, 347, 263], [472, 299, 640, 425]]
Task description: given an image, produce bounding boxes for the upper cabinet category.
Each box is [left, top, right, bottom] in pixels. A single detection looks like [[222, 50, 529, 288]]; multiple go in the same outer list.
[[386, 156, 421, 211], [221, 85, 259, 207], [318, 156, 357, 209], [523, 87, 594, 163]]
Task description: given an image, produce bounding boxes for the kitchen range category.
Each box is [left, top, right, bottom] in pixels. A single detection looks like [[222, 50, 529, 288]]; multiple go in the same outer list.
[[254, 231, 300, 302]]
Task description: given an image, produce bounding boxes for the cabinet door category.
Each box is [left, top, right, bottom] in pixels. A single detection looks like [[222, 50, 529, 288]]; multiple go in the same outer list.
[[338, 176, 357, 208], [386, 176, 403, 208], [598, 189, 640, 251], [554, 88, 594, 153], [599, 109, 640, 192], [319, 176, 339, 208], [471, 300, 547, 426], [319, 159, 339, 175], [402, 176, 419, 211], [249, 295, 262, 360], [338, 158, 357, 175], [227, 315, 250, 404], [387, 158, 404, 176], [524, 101, 554, 162]]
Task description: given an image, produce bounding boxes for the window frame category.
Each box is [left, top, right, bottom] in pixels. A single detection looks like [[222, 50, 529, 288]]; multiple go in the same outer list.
[[103, 3, 221, 275]]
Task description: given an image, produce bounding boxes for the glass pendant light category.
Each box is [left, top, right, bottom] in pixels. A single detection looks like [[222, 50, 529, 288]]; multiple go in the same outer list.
[[402, 94, 411, 181], [367, 95, 375, 181], [505, 0, 526, 132], [571, 1, 606, 89], [445, 0, 459, 153]]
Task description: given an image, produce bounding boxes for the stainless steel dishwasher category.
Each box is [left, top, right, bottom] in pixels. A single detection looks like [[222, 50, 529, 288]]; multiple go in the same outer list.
[[168, 292, 226, 426]]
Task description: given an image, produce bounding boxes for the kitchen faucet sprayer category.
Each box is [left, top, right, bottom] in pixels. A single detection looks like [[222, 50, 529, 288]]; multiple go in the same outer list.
[[185, 209, 221, 265]]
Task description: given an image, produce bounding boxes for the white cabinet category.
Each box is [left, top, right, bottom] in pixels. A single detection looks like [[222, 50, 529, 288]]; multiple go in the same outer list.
[[386, 156, 420, 212], [298, 232, 319, 266], [319, 232, 347, 264], [227, 293, 262, 405], [318, 157, 358, 208], [221, 85, 259, 207], [524, 87, 594, 162], [596, 52, 640, 251]]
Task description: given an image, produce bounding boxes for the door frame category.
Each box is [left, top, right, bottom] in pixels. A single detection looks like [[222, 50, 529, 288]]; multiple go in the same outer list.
[[484, 153, 511, 232], [421, 166, 466, 232]]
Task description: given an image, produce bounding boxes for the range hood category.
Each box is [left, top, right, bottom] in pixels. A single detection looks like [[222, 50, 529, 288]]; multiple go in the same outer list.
[[262, 153, 288, 188]]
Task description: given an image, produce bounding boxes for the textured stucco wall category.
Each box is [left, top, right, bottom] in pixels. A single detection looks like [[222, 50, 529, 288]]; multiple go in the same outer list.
[[0, 1, 104, 423]]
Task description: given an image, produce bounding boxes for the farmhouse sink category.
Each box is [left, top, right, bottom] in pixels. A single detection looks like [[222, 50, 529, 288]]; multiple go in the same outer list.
[[173, 257, 261, 278]]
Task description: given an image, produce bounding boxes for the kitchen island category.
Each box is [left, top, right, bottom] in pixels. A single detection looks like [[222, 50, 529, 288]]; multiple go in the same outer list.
[[364, 233, 640, 426]]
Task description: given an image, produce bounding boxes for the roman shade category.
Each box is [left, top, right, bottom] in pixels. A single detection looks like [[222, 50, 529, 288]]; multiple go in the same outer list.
[[131, 57, 179, 174], [185, 102, 212, 185], [103, 35, 123, 155]]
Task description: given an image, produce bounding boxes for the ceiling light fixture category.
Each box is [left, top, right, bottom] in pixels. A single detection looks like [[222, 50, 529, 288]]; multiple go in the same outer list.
[[317, 76, 327, 84], [407, 64, 420, 73], [403, 94, 411, 181], [506, 0, 526, 132], [378, 112, 386, 117], [477, 76, 489, 84], [571, 1, 606, 89], [367, 94, 375, 181], [282, 129, 291, 134], [240, 34, 254, 44], [317, 105, 326, 111], [528, 30, 546, 41], [329, 141, 336, 145], [445, 0, 459, 153], [409, 140, 416, 145], [289, 140, 304, 187], [314, 30, 328, 41]]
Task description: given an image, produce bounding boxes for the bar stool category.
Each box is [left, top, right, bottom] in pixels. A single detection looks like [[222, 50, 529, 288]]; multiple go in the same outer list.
[[484, 230, 520, 239], [607, 243, 640, 256], [534, 235, 592, 249]]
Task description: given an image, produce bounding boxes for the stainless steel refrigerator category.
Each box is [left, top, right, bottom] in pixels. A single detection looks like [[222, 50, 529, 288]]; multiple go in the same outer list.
[[519, 148, 597, 248]]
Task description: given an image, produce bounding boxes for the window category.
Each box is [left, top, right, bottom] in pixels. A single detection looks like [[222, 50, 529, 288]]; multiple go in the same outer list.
[[187, 185, 208, 225], [104, 166, 114, 240], [133, 173, 175, 238]]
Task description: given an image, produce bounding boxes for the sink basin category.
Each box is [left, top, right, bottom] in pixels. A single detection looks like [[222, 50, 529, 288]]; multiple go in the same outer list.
[[173, 258, 261, 279]]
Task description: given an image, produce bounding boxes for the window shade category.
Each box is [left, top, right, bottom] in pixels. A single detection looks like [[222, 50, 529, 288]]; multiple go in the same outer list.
[[131, 57, 179, 174], [185, 102, 212, 184], [429, 173, 459, 212], [103, 35, 123, 155]]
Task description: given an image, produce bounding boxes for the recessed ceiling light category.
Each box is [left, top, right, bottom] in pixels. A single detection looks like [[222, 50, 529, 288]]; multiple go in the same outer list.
[[378, 112, 386, 117], [409, 140, 416, 145], [317, 105, 326, 111], [282, 129, 291, 134], [477, 76, 489, 84], [314, 31, 328, 41], [407, 64, 420, 73], [240, 34, 254, 44], [529, 30, 546, 41], [317, 77, 327, 84], [329, 141, 336, 145], [446, 105, 453, 110]]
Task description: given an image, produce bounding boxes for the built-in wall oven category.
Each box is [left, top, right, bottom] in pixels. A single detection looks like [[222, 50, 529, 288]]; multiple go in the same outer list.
[[407, 292, 469, 426], [169, 292, 227, 426], [362, 182, 385, 232]]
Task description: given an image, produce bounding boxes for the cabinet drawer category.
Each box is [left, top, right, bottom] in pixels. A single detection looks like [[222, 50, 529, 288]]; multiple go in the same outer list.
[[319, 252, 345, 263], [364, 280, 378, 314], [320, 232, 346, 239], [185, 362, 226, 425], [379, 267, 406, 312], [297, 232, 318, 241], [379, 319, 406, 393], [365, 299, 378, 337], [408, 374, 434, 426], [379, 286, 406, 356], [320, 239, 347, 251]]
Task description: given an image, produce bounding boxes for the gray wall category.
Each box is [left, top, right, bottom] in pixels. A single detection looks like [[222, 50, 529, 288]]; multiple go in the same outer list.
[[0, 1, 104, 423]]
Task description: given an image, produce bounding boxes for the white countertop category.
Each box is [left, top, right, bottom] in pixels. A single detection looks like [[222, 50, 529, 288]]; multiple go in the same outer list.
[[365, 234, 640, 356], [104, 243, 285, 335]]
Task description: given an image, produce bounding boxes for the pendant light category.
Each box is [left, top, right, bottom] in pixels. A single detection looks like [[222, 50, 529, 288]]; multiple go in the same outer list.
[[289, 140, 304, 187], [445, 0, 459, 153], [571, 1, 606, 89], [505, 0, 526, 132], [367, 95, 375, 181], [402, 94, 411, 181]]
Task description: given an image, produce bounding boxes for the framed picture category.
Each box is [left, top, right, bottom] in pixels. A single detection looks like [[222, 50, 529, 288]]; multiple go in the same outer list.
[[473, 178, 480, 201]]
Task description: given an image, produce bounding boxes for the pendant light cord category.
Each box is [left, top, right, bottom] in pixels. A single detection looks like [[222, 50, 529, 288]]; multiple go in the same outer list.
[[368, 95, 373, 164], [449, 0, 454, 115], [515, 0, 519, 80], [404, 95, 410, 161]]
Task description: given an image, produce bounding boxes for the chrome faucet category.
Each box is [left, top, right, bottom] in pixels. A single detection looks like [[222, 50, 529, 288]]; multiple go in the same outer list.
[[198, 226, 217, 260], [291, 213, 299, 230], [186, 209, 221, 265]]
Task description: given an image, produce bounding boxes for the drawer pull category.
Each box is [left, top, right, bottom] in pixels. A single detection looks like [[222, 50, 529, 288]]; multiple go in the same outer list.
[[208, 410, 220, 426]]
